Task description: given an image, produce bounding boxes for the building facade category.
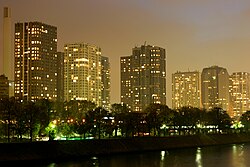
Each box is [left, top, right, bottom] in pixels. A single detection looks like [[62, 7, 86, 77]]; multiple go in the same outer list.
[[14, 22, 58, 101], [120, 56, 131, 110], [64, 43, 108, 108], [101, 56, 111, 110], [229, 72, 250, 119], [201, 66, 230, 111], [172, 71, 201, 109], [121, 44, 166, 112]]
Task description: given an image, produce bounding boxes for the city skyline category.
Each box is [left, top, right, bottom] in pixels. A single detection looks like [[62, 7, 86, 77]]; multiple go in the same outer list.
[[1, 1, 250, 106]]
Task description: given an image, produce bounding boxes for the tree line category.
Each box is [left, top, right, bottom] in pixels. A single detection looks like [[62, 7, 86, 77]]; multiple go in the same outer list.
[[0, 98, 250, 142]]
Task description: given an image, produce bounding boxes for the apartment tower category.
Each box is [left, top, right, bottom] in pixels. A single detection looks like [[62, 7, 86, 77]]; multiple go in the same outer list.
[[64, 43, 110, 108], [14, 22, 58, 101], [229, 72, 250, 119], [172, 71, 201, 109], [101, 56, 111, 110], [201, 66, 230, 111], [121, 44, 166, 112]]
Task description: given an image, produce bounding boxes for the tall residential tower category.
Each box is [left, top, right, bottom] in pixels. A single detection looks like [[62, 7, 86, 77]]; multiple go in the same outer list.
[[121, 44, 166, 112], [229, 72, 250, 119], [201, 66, 230, 111], [14, 22, 58, 101], [64, 43, 110, 108], [172, 71, 201, 109], [101, 56, 111, 110]]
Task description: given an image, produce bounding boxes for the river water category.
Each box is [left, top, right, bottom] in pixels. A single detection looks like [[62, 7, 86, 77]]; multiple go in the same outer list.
[[17, 143, 250, 167]]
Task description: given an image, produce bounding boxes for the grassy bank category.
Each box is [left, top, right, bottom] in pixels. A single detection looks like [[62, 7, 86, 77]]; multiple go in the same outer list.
[[0, 133, 250, 162]]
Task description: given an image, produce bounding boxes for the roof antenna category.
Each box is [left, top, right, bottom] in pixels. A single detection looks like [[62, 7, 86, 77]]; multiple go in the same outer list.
[[144, 41, 147, 46]]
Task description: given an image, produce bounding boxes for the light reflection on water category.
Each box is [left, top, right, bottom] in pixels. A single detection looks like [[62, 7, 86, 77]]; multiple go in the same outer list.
[[46, 163, 56, 167], [232, 144, 245, 167], [30, 143, 250, 167], [161, 150, 166, 161], [90, 156, 99, 167], [196, 147, 202, 167]]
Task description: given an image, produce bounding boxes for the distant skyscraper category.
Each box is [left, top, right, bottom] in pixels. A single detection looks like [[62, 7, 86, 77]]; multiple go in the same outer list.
[[172, 71, 201, 109], [120, 44, 166, 112], [201, 66, 230, 111], [0, 75, 9, 99], [101, 56, 111, 110], [64, 43, 104, 107], [229, 72, 250, 119], [14, 22, 58, 101]]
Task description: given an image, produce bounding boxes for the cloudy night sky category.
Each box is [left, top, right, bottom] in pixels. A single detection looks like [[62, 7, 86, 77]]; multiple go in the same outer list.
[[1, 0, 250, 107]]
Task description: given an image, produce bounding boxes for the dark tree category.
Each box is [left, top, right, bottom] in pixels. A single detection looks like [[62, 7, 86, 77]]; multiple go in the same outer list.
[[111, 103, 130, 137], [144, 104, 164, 136], [0, 97, 16, 142], [206, 107, 232, 133], [240, 111, 250, 132]]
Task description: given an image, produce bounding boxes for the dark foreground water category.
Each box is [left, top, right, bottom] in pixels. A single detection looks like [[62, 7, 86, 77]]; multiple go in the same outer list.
[[6, 143, 250, 167]]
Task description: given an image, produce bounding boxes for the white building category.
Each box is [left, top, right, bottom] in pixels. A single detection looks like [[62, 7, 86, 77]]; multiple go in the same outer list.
[[64, 43, 107, 107]]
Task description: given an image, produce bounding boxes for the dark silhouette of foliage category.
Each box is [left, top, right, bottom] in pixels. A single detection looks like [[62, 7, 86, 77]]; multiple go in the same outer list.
[[240, 111, 250, 132]]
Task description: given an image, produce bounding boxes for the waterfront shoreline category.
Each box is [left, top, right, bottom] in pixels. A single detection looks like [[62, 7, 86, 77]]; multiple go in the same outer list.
[[1, 133, 250, 162]]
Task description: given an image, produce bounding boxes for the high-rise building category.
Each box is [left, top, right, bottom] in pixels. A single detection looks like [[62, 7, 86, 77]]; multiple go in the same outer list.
[[14, 22, 58, 101], [201, 66, 230, 111], [120, 56, 131, 109], [0, 75, 9, 99], [229, 72, 250, 119], [120, 44, 166, 112], [3, 7, 14, 97], [172, 71, 201, 109], [64, 43, 105, 107], [101, 56, 111, 110]]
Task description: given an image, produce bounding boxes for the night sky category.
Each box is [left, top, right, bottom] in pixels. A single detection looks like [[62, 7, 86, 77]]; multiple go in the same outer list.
[[1, 0, 250, 107]]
